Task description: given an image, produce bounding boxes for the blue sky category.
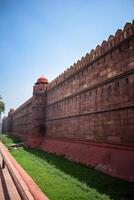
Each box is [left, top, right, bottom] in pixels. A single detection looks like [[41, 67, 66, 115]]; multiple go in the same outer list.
[[0, 0, 134, 116]]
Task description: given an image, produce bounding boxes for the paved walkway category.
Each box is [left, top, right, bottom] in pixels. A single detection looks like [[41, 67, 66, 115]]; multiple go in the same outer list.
[[0, 154, 21, 200]]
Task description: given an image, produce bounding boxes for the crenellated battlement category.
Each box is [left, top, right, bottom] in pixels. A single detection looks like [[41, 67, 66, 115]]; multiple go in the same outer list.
[[47, 21, 134, 91]]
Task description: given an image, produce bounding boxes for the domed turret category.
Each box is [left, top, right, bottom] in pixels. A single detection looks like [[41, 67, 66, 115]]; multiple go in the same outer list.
[[36, 76, 49, 85], [33, 75, 49, 94], [31, 75, 48, 146]]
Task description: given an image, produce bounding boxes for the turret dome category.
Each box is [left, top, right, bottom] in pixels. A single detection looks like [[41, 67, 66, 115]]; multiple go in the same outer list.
[[36, 75, 49, 84]]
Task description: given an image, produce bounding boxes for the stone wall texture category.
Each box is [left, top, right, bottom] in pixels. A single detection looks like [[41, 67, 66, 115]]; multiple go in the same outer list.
[[2, 21, 134, 182]]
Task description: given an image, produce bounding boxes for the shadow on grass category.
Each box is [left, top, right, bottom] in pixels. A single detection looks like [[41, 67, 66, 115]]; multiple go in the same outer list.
[[1, 133, 23, 145], [25, 148, 134, 200]]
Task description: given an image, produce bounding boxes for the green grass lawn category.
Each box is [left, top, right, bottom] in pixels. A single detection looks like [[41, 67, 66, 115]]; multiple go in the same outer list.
[[1, 134, 134, 200]]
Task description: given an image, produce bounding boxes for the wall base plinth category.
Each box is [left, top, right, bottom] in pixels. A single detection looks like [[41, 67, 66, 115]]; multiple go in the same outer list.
[[40, 137, 134, 182], [27, 132, 43, 147]]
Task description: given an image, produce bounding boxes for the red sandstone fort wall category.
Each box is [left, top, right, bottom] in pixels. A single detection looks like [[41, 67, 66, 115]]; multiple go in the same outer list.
[[2, 21, 134, 181], [2, 21, 134, 146], [45, 22, 134, 146]]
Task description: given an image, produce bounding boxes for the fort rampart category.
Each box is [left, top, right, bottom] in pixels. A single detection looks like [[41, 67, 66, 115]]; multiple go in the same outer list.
[[2, 21, 134, 182]]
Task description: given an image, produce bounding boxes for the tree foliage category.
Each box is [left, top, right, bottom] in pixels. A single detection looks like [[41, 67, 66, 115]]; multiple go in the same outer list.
[[0, 95, 5, 114]]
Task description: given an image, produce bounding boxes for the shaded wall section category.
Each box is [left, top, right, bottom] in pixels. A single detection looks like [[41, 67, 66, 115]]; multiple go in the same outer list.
[[12, 98, 33, 139], [2, 98, 33, 139]]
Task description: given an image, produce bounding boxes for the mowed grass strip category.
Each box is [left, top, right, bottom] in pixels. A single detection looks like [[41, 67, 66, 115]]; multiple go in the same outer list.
[[1, 134, 134, 200]]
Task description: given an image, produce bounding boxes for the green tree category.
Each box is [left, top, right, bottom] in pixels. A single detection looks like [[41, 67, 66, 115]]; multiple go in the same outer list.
[[0, 96, 5, 134], [0, 95, 5, 114]]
